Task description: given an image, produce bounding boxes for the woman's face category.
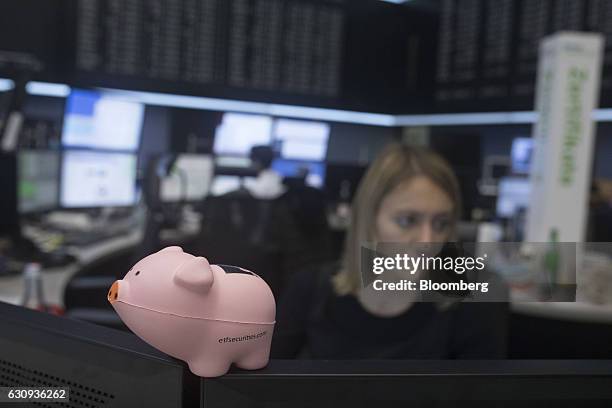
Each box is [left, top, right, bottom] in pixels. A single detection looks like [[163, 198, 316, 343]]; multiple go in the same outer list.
[[375, 175, 454, 245]]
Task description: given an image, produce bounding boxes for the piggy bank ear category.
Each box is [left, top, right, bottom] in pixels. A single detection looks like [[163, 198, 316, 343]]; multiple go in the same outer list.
[[173, 257, 214, 293], [159, 246, 183, 253]]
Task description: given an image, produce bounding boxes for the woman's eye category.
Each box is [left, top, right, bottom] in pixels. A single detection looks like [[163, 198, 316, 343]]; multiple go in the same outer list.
[[394, 214, 419, 229], [432, 217, 451, 233]]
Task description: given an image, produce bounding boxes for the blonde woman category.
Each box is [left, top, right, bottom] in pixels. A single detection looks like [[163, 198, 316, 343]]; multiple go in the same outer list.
[[271, 144, 508, 359]]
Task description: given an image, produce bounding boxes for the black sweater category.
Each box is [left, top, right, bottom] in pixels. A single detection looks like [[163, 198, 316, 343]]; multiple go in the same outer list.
[[271, 264, 509, 359]]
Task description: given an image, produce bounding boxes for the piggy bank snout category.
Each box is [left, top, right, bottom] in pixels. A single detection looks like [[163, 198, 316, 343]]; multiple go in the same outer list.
[[108, 280, 120, 304]]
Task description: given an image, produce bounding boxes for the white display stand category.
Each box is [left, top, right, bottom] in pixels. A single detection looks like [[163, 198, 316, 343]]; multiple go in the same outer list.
[[526, 32, 604, 243]]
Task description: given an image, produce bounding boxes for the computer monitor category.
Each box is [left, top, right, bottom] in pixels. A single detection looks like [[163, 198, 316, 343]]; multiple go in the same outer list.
[[271, 159, 326, 188], [17, 150, 59, 213], [61, 89, 144, 151], [3, 304, 612, 407], [0, 301, 197, 407], [213, 113, 273, 156], [511, 137, 533, 175], [272, 119, 330, 161], [202, 360, 612, 407], [160, 154, 214, 202], [60, 150, 138, 208], [496, 177, 531, 218]]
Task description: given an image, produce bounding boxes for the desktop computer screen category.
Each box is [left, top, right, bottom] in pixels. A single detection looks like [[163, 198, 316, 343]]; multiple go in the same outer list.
[[511, 137, 533, 175], [61, 89, 144, 151], [272, 118, 330, 161], [213, 113, 273, 156], [60, 150, 138, 208], [17, 150, 59, 213], [0, 302, 195, 407], [271, 159, 326, 188], [496, 177, 531, 218], [160, 154, 214, 202]]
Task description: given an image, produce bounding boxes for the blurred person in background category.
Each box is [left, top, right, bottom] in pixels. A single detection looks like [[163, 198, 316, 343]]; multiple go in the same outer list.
[[243, 145, 285, 199], [271, 143, 508, 359], [197, 144, 288, 296], [204, 144, 328, 296], [279, 165, 334, 273]]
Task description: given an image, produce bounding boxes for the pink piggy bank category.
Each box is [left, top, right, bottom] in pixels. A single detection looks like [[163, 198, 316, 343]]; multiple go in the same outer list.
[[107, 246, 276, 377]]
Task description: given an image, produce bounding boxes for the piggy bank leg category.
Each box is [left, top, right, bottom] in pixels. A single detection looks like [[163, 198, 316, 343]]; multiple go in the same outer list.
[[188, 356, 232, 378], [234, 350, 270, 370]]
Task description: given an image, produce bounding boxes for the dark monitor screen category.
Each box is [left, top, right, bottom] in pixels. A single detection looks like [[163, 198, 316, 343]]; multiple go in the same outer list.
[[2, 302, 612, 407], [0, 301, 197, 407], [202, 360, 612, 408]]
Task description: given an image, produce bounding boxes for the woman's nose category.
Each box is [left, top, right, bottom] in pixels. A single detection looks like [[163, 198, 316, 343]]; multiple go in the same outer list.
[[418, 223, 434, 243], [108, 281, 120, 304]]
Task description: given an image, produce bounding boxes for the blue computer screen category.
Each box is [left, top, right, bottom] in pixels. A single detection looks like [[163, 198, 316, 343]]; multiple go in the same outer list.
[[496, 177, 531, 218], [511, 137, 533, 175], [272, 159, 326, 188], [62, 89, 144, 151]]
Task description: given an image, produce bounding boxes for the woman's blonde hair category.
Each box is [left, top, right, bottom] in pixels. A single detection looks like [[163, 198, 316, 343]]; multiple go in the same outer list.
[[332, 143, 462, 296]]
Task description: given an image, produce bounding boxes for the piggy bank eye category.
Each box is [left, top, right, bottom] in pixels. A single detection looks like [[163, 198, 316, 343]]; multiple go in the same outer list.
[[135, 271, 141, 276], [218, 264, 256, 276]]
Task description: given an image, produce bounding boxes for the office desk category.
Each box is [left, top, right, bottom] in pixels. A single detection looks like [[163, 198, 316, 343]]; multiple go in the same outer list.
[[0, 230, 143, 307], [0, 224, 201, 308]]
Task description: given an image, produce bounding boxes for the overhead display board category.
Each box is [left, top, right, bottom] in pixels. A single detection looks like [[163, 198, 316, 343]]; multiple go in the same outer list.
[[435, 0, 612, 112], [67, 0, 436, 113]]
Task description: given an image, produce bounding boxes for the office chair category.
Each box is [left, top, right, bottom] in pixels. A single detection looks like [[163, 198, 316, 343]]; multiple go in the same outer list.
[[278, 180, 334, 268], [194, 192, 289, 297]]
